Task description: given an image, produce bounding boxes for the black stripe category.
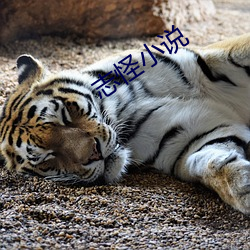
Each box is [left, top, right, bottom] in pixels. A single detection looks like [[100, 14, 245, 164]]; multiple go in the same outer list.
[[0, 155, 6, 166], [139, 82, 155, 97], [54, 96, 68, 103], [196, 135, 247, 153], [16, 110, 23, 125], [50, 100, 59, 111], [33, 122, 54, 131], [8, 114, 20, 145], [58, 87, 85, 96], [40, 165, 55, 173], [68, 101, 80, 112], [16, 136, 22, 148], [89, 70, 110, 78], [154, 53, 191, 86], [12, 94, 25, 111], [20, 97, 32, 110], [61, 108, 71, 125], [0, 101, 7, 123], [40, 107, 48, 117], [90, 70, 131, 102], [6, 150, 12, 159], [8, 113, 23, 145], [19, 128, 24, 136], [16, 155, 24, 164], [35, 108, 47, 122], [116, 83, 136, 119], [26, 145, 33, 154], [22, 167, 43, 177], [27, 156, 40, 162], [125, 105, 163, 142], [36, 89, 54, 96], [89, 70, 133, 85], [82, 93, 95, 106], [73, 102, 80, 111], [49, 77, 96, 103], [49, 78, 86, 87], [117, 103, 128, 119], [16, 128, 24, 148], [116, 100, 130, 119], [27, 105, 37, 119], [197, 55, 219, 81], [224, 155, 237, 165], [197, 55, 237, 86], [85, 102, 92, 116], [90, 113, 97, 119], [5, 113, 21, 145], [171, 124, 230, 175], [127, 81, 137, 99], [228, 52, 250, 77], [0, 94, 26, 134], [99, 102, 105, 117], [0, 115, 8, 138], [13, 117, 19, 126], [58, 87, 95, 105], [106, 128, 112, 146], [1, 125, 9, 142], [8, 132, 13, 145], [145, 126, 183, 165]]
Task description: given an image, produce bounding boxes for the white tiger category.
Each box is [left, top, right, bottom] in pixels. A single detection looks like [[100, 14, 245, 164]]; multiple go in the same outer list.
[[0, 33, 250, 214]]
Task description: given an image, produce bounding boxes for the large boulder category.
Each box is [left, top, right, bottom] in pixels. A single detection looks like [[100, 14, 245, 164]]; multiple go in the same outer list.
[[0, 0, 215, 44]]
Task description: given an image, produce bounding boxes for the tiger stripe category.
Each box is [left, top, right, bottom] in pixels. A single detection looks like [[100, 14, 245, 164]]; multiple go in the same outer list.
[[153, 53, 191, 86], [195, 135, 248, 154], [123, 105, 163, 142], [145, 126, 184, 165], [171, 124, 231, 174]]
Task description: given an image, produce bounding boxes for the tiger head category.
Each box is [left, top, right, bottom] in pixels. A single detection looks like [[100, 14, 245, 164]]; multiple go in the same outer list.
[[0, 55, 130, 185]]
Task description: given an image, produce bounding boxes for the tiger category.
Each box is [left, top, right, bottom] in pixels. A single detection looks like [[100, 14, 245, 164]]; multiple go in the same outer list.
[[0, 33, 250, 214]]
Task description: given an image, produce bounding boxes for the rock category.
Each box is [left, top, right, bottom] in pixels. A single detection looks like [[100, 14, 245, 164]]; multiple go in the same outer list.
[[0, 0, 215, 44], [153, 0, 216, 31]]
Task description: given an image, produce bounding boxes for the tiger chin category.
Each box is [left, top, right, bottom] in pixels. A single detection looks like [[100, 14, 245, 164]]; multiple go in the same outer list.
[[1, 33, 250, 215]]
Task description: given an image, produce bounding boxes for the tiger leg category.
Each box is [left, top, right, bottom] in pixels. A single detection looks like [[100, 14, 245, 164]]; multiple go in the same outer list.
[[175, 143, 250, 214]]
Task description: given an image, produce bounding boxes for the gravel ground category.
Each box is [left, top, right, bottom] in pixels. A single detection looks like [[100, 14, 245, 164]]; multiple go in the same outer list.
[[0, 1, 250, 249]]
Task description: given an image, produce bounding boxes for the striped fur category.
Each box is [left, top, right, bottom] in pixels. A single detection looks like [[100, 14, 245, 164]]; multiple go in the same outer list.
[[1, 33, 250, 214]]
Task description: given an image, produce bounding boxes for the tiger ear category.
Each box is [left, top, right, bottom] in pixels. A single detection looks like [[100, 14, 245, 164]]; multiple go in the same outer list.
[[17, 55, 44, 86]]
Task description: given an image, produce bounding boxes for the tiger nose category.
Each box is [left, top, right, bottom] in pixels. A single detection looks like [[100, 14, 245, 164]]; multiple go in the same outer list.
[[89, 138, 103, 161]]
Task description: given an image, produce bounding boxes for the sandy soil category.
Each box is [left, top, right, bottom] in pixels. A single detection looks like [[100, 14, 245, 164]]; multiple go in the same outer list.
[[0, 0, 250, 249]]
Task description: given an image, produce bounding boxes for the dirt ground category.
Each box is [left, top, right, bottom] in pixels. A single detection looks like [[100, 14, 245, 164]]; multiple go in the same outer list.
[[0, 0, 250, 249]]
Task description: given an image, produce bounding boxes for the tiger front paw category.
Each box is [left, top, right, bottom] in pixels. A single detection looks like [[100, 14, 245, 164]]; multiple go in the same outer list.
[[206, 156, 250, 214]]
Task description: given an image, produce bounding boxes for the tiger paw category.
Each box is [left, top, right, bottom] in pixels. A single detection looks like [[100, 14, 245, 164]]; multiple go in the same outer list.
[[207, 157, 250, 214], [211, 152, 238, 169]]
